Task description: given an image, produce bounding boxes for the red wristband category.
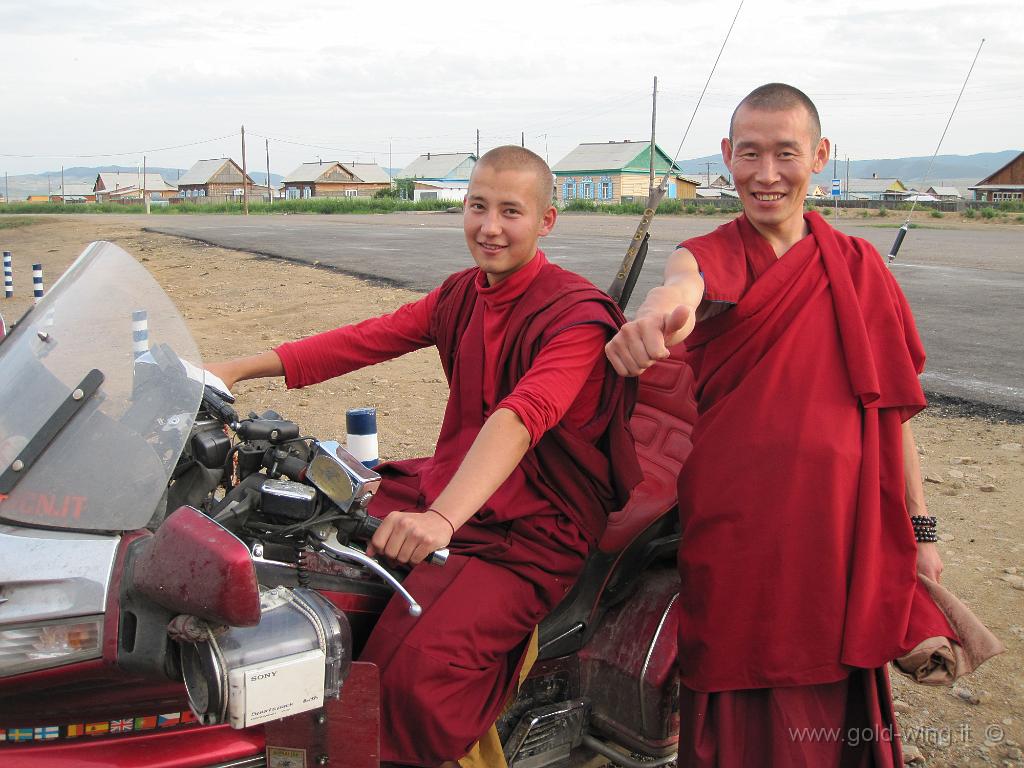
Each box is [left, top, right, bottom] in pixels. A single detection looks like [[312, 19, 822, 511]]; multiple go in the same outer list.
[[426, 507, 456, 537]]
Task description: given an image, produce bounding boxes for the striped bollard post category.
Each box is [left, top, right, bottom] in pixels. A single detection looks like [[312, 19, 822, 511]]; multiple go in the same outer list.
[[132, 309, 149, 359], [3, 251, 12, 298], [346, 407, 379, 468], [32, 264, 43, 303]]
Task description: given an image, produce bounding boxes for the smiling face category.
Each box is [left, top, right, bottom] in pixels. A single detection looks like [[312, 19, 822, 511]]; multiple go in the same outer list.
[[463, 163, 557, 285], [722, 103, 830, 241]]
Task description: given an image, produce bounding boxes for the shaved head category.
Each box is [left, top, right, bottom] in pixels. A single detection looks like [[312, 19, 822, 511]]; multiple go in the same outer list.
[[473, 145, 554, 210], [729, 83, 821, 145]]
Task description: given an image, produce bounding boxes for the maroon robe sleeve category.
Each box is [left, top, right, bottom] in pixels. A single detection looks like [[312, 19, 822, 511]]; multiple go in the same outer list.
[[496, 322, 607, 446]]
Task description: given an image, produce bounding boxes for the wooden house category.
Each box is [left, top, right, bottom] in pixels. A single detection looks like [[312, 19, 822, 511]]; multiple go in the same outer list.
[[396, 153, 476, 183], [282, 161, 391, 199], [969, 151, 1024, 202], [51, 183, 97, 203], [93, 172, 176, 202], [846, 175, 909, 201], [925, 186, 962, 201], [552, 141, 685, 204], [176, 159, 256, 201]]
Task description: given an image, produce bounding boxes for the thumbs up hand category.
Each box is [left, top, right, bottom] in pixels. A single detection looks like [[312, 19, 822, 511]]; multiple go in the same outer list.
[[605, 300, 694, 377]]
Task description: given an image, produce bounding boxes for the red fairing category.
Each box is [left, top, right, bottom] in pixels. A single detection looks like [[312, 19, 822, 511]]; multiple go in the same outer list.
[[579, 568, 681, 753], [131, 505, 262, 627], [0, 723, 264, 768], [104, 529, 150, 662]]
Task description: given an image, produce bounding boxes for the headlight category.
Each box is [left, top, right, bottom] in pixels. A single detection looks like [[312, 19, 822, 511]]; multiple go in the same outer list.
[[0, 616, 103, 677], [180, 586, 350, 729]]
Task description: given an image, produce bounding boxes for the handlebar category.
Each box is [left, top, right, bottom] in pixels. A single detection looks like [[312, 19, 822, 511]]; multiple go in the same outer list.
[[356, 514, 449, 567]]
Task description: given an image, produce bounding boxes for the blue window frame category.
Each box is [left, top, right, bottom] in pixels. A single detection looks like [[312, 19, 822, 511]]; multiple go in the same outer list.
[[562, 178, 577, 201], [599, 176, 613, 200], [580, 177, 594, 199]]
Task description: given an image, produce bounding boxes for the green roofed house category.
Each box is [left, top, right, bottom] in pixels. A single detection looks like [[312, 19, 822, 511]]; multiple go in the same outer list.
[[552, 141, 687, 204]]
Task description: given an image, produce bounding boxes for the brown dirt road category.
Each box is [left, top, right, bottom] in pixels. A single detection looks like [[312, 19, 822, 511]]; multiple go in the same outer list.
[[2, 215, 1022, 767]]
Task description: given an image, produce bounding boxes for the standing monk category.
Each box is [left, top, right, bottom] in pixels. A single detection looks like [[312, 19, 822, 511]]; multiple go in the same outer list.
[[208, 145, 642, 766], [605, 84, 956, 766]]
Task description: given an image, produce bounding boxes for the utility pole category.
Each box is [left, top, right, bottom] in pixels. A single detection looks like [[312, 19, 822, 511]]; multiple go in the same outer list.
[[241, 124, 249, 215], [845, 156, 850, 203], [833, 143, 838, 182], [476, 129, 480, 159], [265, 139, 272, 206], [649, 75, 658, 196], [521, 131, 525, 148], [705, 161, 715, 188], [143, 155, 150, 214], [543, 134, 549, 165], [61, 165, 65, 206], [4, 172, 7, 205]]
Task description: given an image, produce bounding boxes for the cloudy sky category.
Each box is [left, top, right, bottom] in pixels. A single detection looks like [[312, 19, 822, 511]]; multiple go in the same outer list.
[[1, 0, 1020, 177]]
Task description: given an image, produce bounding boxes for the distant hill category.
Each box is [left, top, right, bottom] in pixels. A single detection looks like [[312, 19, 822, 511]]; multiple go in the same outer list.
[[675, 150, 1020, 194], [1, 165, 286, 200]]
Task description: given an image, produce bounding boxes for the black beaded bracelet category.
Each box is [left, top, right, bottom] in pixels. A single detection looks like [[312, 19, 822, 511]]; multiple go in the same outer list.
[[910, 514, 938, 543]]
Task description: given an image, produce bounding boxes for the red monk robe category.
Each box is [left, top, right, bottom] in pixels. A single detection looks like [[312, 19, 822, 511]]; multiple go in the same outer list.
[[674, 212, 955, 767], [276, 250, 641, 765]]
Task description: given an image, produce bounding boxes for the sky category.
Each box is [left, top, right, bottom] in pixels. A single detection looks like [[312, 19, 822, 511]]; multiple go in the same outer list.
[[0, 0, 1021, 177]]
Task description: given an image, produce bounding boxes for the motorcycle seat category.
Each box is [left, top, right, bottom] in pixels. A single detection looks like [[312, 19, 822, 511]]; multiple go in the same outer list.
[[597, 344, 696, 554]]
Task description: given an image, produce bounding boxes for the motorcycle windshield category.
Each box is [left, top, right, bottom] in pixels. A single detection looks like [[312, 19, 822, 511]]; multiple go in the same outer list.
[[0, 241, 203, 532]]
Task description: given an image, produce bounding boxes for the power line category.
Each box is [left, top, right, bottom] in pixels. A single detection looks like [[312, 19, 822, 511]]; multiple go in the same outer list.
[[0, 132, 238, 160]]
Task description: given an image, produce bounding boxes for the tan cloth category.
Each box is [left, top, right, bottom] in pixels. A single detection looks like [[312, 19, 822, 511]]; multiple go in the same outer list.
[[457, 628, 540, 768], [893, 574, 1005, 685]]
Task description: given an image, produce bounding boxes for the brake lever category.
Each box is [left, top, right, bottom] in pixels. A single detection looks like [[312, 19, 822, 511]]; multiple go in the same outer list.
[[316, 530, 424, 617]]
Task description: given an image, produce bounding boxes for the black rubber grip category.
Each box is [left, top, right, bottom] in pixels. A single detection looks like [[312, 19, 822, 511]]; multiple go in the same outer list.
[[356, 514, 447, 566], [888, 226, 908, 259]]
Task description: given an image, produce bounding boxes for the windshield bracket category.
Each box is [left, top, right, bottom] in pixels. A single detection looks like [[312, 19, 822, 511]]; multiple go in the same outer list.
[[0, 368, 105, 494]]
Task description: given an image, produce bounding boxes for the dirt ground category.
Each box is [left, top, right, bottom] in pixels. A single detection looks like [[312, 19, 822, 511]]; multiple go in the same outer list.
[[2, 215, 1022, 767]]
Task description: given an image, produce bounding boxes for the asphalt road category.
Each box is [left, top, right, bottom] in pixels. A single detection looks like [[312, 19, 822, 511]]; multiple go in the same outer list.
[[144, 214, 1024, 413]]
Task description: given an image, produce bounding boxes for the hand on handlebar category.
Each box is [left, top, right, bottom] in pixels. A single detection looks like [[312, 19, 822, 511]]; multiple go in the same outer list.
[[366, 509, 453, 566]]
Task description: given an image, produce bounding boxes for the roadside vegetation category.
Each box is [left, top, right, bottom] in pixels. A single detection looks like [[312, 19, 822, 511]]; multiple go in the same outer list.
[[0, 216, 44, 229], [0, 198, 1020, 221], [0, 197, 457, 216]]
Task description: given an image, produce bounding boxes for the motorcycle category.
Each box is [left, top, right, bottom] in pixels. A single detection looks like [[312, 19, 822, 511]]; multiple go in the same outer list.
[[0, 241, 696, 767]]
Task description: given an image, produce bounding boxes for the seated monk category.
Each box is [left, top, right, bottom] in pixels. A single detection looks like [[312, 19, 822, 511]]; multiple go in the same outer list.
[[207, 145, 642, 767], [605, 84, 973, 767]]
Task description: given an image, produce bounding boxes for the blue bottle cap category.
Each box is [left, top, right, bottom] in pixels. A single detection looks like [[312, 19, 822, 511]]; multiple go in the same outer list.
[[346, 407, 377, 435]]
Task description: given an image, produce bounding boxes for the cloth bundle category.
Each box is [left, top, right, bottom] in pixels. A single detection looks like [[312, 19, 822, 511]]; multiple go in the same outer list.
[[893, 575, 1005, 685]]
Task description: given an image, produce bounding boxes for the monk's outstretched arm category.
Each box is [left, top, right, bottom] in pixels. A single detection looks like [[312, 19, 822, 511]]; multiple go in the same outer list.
[[903, 421, 943, 582], [605, 247, 705, 376], [367, 408, 531, 564], [206, 351, 285, 391]]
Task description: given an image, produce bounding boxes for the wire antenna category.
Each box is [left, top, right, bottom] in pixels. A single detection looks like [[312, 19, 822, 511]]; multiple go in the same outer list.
[[888, 38, 985, 263], [608, 0, 744, 307], [659, 0, 745, 193]]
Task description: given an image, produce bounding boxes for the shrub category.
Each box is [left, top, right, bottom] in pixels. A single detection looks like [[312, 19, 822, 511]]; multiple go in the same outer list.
[[819, 207, 831, 216], [875, 206, 887, 217], [963, 207, 976, 219], [700, 205, 717, 215], [1015, 215, 1024, 224], [930, 209, 944, 218], [859, 210, 870, 218], [980, 207, 997, 219], [685, 204, 698, 215], [563, 199, 597, 212]]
